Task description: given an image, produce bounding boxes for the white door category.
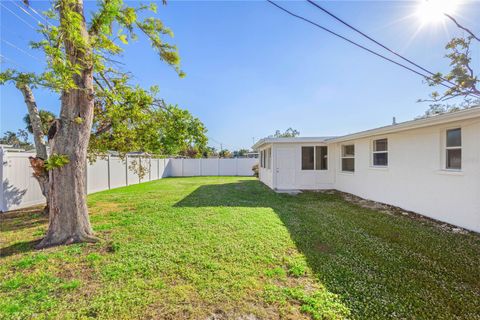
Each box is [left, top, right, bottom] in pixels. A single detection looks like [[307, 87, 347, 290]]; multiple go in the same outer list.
[[276, 147, 296, 189]]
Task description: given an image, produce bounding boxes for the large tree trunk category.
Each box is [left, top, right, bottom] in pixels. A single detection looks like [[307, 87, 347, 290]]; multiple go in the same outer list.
[[37, 0, 97, 248], [16, 83, 50, 215]]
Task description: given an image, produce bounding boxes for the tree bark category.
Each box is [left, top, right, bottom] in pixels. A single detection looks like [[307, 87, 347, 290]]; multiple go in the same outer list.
[[37, 0, 97, 248], [16, 83, 50, 215]]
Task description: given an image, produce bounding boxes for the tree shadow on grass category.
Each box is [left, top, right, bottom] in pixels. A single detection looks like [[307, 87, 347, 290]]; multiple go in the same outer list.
[[0, 239, 42, 258], [1, 206, 46, 258], [0, 206, 47, 233], [175, 179, 480, 318]]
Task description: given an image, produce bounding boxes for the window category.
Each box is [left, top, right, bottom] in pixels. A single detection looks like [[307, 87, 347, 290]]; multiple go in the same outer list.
[[301, 147, 314, 170], [260, 150, 265, 168], [341, 144, 355, 172], [446, 128, 461, 170], [372, 138, 388, 166], [267, 148, 272, 169], [302, 146, 328, 170], [316, 146, 328, 170]]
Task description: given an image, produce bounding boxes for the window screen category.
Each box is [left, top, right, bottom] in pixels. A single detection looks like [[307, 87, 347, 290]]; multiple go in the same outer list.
[[301, 147, 314, 170], [446, 128, 461, 170], [315, 146, 328, 170], [341, 145, 355, 172], [373, 139, 388, 166]]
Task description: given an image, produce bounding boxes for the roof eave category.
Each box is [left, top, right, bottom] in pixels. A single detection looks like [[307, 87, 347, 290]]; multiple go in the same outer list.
[[328, 106, 480, 143]]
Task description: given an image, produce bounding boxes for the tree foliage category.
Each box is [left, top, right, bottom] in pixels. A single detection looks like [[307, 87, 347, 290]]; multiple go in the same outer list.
[[0, 0, 207, 247], [271, 128, 300, 138], [420, 34, 479, 116], [23, 110, 56, 136], [1, 0, 206, 160], [0, 130, 33, 150]]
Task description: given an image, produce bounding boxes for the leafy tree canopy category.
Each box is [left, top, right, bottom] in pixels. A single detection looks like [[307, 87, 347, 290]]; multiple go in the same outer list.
[[0, 130, 33, 150], [23, 110, 56, 136], [0, 0, 207, 159], [419, 35, 479, 117], [271, 128, 300, 138]]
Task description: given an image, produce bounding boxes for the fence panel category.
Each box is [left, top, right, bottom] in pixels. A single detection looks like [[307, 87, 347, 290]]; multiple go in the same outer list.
[[219, 159, 236, 176], [201, 159, 219, 176], [126, 156, 140, 185], [237, 158, 257, 176], [161, 158, 169, 178], [87, 158, 109, 193], [170, 159, 183, 176], [183, 159, 201, 176], [109, 156, 127, 189], [1, 152, 44, 211], [150, 158, 159, 180], [1, 151, 258, 211]]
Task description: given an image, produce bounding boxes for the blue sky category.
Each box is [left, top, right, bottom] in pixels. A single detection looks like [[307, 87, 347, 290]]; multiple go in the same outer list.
[[1, 0, 479, 151]]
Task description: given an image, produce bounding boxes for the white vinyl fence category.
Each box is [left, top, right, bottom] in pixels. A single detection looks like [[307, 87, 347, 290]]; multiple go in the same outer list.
[[0, 150, 257, 211]]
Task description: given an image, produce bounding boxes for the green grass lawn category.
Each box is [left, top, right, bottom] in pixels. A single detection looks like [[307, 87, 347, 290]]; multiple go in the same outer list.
[[1, 177, 479, 319]]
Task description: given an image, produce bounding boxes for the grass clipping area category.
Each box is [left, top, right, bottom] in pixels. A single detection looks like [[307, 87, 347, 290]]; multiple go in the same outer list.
[[1, 177, 479, 319]]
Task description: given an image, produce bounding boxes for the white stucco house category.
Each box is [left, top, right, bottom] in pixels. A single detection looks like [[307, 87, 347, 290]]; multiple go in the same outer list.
[[253, 107, 480, 233]]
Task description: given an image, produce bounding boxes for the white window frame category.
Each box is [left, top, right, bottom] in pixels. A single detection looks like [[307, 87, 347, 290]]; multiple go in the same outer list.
[[341, 144, 355, 173], [445, 127, 462, 171], [372, 138, 388, 167], [300, 145, 328, 171]]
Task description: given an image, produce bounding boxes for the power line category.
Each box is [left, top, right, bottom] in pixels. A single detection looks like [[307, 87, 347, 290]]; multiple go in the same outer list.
[[306, 0, 462, 90], [25, 2, 51, 26], [1, 39, 43, 62], [267, 1, 480, 99], [0, 2, 36, 30], [0, 54, 28, 71], [11, 0, 44, 26]]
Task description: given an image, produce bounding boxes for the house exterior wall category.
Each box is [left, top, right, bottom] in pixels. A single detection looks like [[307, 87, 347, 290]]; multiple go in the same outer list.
[[332, 118, 480, 232], [258, 145, 274, 188], [273, 143, 335, 190], [261, 116, 480, 233]]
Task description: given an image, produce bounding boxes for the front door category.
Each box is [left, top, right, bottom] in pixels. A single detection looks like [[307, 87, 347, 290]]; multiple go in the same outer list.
[[276, 147, 296, 189]]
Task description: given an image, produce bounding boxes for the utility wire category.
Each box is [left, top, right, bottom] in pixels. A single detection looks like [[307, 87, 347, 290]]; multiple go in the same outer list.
[[23, 1, 52, 26], [306, 0, 462, 90], [267, 0, 480, 99], [1, 39, 43, 62], [0, 53, 28, 71], [11, 0, 45, 26], [0, 2, 36, 29]]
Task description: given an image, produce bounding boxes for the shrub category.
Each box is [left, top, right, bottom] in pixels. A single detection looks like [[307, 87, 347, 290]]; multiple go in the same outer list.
[[252, 163, 259, 177]]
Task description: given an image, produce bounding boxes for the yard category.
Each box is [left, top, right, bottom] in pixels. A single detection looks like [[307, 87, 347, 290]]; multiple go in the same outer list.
[[1, 177, 479, 319]]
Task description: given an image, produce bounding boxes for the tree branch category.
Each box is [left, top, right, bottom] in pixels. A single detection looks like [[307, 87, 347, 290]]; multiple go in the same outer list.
[[15, 82, 48, 160], [444, 13, 480, 42]]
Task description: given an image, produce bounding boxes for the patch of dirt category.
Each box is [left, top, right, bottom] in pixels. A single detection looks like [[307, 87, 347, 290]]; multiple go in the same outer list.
[[317, 190, 471, 235]]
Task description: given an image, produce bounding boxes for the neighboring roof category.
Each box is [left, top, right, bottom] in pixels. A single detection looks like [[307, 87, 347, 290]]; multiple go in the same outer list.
[[252, 136, 336, 150], [253, 106, 480, 149]]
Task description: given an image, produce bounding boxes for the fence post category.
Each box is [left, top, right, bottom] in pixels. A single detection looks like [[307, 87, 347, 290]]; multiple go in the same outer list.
[[149, 157, 152, 181], [125, 155, 129, 186], [181, 158, 184, 177], [107, 154, 111, 189], [235, 158, 238, 176], [217, 158, 220, 176], [199, 158, 202, 176]]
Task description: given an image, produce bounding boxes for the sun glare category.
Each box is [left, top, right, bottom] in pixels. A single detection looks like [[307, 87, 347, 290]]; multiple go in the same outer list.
[[416, 0, 459, 24]]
